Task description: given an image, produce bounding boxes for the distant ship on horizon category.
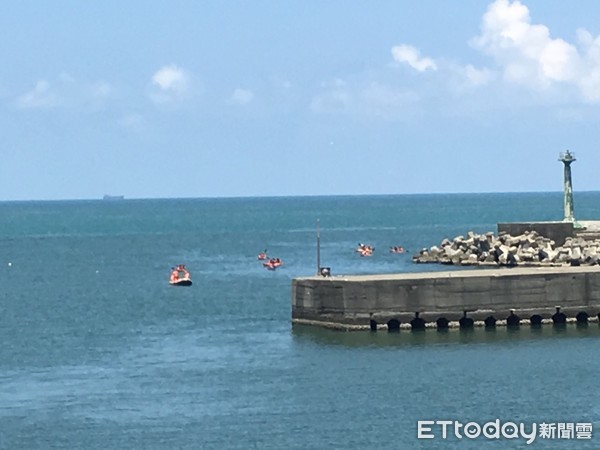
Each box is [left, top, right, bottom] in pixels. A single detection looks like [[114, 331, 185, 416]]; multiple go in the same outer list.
[[103, 194, 125, 200]]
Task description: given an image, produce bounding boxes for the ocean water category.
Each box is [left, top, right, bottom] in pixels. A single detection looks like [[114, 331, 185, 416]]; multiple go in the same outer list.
[[1, 193, 600, 449]]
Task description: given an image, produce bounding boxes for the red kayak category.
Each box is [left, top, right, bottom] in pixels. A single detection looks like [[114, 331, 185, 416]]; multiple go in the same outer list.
[[169, 264, 192, 286], [263, 258, 283, 270], [170, 278, 192, 286]]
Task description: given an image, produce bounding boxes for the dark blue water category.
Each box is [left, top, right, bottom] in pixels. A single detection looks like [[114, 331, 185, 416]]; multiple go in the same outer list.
[[1, 193, 599, 448]]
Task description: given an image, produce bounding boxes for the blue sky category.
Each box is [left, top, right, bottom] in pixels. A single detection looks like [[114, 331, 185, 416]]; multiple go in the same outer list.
[[2, 0, 600, 200]]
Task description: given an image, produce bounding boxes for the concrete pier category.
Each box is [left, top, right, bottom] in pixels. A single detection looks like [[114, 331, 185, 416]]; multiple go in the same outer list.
[[292, 266, 600, 330]]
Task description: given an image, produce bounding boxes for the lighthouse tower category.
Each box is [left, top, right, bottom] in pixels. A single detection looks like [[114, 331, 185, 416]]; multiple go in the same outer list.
[[558, 150, 576, 222]]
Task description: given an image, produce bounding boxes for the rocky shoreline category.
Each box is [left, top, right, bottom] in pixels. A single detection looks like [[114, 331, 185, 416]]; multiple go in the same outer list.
[[412, 230, 600, 267]]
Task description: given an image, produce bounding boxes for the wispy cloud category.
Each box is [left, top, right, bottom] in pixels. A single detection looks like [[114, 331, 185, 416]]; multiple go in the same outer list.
[[90, 81, 111, 98], [464, 65, 495, 86], [230, 88, 254, 105], [310, 79, 353, 114], [118, 113, 144, 131], [15, 76, 113, 110], [360, 82, 421, 119], [391, 44, 437, 72], [16, 80, 60, 109], [311, 78, 420, 120]]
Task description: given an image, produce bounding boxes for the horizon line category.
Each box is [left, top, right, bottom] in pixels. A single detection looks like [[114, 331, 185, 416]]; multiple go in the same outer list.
[[1, 189, 598, 203]]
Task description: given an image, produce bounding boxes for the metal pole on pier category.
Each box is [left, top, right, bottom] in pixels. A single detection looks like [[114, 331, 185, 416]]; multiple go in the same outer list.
[[316, 219, 321, 275]]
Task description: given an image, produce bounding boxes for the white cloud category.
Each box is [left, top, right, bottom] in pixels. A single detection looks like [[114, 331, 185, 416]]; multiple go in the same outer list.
[[472, 0, 580, 86], [470, 0, 600, 101], [319, 0, 600, 115], [391, 44, 437, 72], [231, 88, 254, 105], [152, 65, 187, 91], [150, 64, 189, 103], [576, 29, 600, 102]]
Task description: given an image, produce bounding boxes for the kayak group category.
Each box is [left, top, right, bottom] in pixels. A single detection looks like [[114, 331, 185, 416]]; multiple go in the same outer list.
[[356, 243, 374, 257], [257, 249, 284, 270], [356, 243, 407, 257], [170, 241, 407, 283], [263, 257, 283, 270]]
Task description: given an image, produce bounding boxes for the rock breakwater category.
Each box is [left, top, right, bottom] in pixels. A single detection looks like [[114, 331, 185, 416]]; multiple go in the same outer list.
[[412, 230, 600, 267]]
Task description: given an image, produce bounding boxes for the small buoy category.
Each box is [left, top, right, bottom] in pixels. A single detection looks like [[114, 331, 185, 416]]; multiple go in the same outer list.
[[7, 262, 12, 267], [95, 270, 99, 274]]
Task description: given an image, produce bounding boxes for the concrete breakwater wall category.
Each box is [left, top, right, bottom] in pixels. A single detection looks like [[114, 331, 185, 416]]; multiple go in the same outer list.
[[292, 266, 600, 330], [497, 222, 573, 246]]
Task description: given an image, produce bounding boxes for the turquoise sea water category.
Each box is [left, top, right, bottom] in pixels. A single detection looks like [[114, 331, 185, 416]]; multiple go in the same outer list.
[[1, 193, 600, 449]]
